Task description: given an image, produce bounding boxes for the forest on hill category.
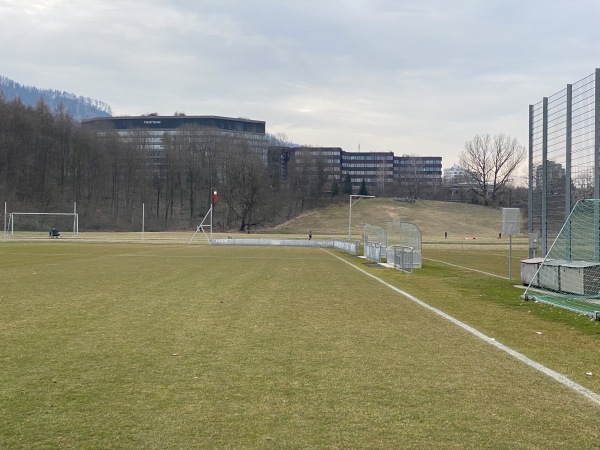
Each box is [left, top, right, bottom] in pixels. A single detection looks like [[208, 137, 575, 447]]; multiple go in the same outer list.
[[0, 95, 522, 233], [0, 97, 354, 232], [0, 75, 112, 121]]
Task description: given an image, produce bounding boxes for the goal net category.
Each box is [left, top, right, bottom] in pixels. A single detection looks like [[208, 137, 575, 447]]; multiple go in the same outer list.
[[524, 199, 600, 318], [6, 212, 79, 239]]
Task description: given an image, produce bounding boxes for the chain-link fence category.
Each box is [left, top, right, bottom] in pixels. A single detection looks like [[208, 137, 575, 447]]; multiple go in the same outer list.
[[529, 69, 599, 257], [388, 245, 414, 274], [364, 242, 383, 263]]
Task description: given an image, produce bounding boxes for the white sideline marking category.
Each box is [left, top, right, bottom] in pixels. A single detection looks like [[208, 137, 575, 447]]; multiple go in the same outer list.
[[326, 250, 600, 407], [423, 257, 508, 279]]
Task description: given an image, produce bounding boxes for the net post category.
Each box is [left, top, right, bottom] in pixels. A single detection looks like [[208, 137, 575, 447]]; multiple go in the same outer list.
[[74, 202, 79, 238]]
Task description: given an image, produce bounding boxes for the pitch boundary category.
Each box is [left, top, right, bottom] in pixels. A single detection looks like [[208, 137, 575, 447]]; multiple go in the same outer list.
[[325, 249, 600, 407]]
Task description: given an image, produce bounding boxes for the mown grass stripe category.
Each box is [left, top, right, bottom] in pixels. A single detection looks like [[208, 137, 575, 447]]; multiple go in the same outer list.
[[327, 249, 600, 406]]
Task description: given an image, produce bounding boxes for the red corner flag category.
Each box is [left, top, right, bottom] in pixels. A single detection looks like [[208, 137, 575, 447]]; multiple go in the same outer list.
[[213, 190, 217, 204]]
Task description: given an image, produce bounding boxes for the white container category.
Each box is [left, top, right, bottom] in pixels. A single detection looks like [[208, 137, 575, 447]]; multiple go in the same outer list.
[[559, 261, 600, 296], [520, 257, 545, 285], [536, 259, 564, 291]]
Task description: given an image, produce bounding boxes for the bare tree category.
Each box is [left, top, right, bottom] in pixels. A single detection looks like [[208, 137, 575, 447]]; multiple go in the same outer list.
[[373, 162, 390, 196], [161, 133, 180, 222], [459, 134, 525, 206], [171, 125, 205, 218], [197, 127, 223, 213], [396, 154, 424, 199], [287, 151, 328, 212], [573, 167, 594, 200], [120, 131, 146, 223], [217, 138, 278, 231]]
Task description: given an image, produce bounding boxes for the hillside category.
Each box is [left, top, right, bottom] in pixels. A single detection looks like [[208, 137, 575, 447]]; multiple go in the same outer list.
[[270, 199, 515, 240], [0, 75, 112, 121]]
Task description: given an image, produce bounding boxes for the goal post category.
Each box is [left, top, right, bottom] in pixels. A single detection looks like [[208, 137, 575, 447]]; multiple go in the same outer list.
[[6, 212, 79, 238], [524, 199, 600, 318]]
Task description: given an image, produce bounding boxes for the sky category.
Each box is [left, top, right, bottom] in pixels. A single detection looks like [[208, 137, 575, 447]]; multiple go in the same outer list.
[[2, 0, 600, 171]]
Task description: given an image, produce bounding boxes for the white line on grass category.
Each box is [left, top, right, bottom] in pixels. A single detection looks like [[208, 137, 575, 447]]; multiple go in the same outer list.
[[326, 250, 600, 407], [117, 254, 323, 260], [423, 257, 508, 279]]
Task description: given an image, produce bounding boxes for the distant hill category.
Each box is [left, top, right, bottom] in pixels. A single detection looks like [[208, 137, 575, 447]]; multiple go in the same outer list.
[[0, 75, 112, 121], [269, 199, 510, 240]]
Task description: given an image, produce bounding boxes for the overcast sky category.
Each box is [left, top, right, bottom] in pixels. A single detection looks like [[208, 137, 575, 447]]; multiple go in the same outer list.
[[2, 0, 600, 169]]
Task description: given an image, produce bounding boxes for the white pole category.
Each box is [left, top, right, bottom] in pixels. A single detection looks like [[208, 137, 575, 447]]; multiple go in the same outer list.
[[73, 202, 77, 237], [3, 202, 6, 241], [142, 203, 145, 243], [509, 234, 512, 280], [349, 195, 375, 240], [348, 196, 352, 239]]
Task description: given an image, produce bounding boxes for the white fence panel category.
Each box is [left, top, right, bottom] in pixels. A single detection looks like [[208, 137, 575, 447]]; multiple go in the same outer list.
[[364, 242, 383, 263]]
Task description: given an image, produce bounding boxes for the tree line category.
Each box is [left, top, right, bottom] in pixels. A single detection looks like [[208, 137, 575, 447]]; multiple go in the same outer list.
[[0, 97, 359, 232], [0, 75, 112, 121], [0, 95, 527, 233]]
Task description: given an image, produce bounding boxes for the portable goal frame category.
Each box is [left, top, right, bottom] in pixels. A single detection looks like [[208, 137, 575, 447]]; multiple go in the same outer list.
[[6, 212, 79, 238]]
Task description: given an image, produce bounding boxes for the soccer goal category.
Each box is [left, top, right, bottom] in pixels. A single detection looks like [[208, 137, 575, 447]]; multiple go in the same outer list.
[[6, 212, 79, 239], [524, 199, 600, 318]]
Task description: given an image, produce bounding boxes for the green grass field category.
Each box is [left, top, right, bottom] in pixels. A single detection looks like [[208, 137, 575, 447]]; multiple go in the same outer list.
[[1, 240, 600, 449]]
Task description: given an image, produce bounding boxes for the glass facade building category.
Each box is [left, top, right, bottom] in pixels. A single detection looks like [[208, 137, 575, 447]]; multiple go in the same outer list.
[[84, 115, 443, 197], [269, 146, 442, 193], [81, 115, 269, 162]]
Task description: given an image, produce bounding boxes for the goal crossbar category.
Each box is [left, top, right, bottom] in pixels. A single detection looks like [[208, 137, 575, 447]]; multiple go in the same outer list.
[[6, 212, 79, 238], [10, 212, 76, 215]]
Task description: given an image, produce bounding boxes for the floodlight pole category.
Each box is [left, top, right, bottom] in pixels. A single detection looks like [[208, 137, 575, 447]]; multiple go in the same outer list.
[[212, 189, 217, 240], [349, 195, 375, 240]]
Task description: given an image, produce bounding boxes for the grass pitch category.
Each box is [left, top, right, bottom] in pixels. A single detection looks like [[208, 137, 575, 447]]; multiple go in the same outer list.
[[1, 242, 600, 449]]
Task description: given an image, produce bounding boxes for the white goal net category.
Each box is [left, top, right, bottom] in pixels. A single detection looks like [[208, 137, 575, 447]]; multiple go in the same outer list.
[[524, 199, 600, 318], [6, 212, 79, 238]]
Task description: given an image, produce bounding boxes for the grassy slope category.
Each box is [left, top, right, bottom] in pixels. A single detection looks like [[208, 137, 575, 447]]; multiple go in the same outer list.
[[270, 199, 506, 240]]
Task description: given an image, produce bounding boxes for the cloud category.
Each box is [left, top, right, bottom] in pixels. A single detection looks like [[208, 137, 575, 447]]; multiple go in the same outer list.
[[2, 0, 600, 167]]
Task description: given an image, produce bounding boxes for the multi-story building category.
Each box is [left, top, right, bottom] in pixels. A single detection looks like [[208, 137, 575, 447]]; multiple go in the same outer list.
[[84, 114, 442, 197], [268, 147, 442, 196], [443, 164, 467, 184], [269, 148, 398, 188], [81, 115, 269, 163], [294, 147, 343, 182], [393, 156, 442, 197], [442, 164, 472, 201], [394, 156, 442, 183], [342, 151, 395, 190]]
